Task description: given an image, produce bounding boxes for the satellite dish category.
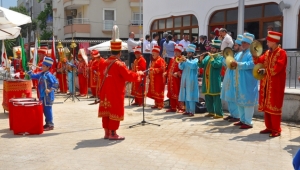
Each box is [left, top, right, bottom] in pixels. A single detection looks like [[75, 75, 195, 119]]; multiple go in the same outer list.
[[278, 1, 290, 12]]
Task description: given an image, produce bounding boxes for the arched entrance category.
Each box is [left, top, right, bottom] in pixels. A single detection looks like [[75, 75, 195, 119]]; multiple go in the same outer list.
[[209, 2, 283, 44], [150, 14, 199, 43]]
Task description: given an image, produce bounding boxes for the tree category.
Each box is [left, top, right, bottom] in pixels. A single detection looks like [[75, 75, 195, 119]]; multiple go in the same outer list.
[[9, 6, 36, 61], [37, 3, 53, 40], [9, 6, 29, 38]]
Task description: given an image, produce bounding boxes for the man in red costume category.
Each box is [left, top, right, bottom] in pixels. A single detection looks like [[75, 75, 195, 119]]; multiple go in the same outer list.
[[56, 49, 68, 94], [98, 30, 143, 140], [164, 44, 184, 113], [147, 45, 166, 110], [77, 49, 88, 97], [131, 46, 146, 106], [13, 48, 25, 79], [252, 31, 287, 137], [89, 50, 105, 98]]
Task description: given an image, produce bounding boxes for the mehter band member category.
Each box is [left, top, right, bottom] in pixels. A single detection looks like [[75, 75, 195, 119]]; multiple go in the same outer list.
[[131, 46, 146, 106], [98, 26, 144, 140], [253, 31, 287, 137]]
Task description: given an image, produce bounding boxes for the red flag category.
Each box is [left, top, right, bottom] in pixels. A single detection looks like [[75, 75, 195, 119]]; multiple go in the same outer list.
[[51, 36, 57, 74]]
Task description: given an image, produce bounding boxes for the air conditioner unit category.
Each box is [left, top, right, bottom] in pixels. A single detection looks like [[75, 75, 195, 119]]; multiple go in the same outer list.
[[71, 9, 77, 17]]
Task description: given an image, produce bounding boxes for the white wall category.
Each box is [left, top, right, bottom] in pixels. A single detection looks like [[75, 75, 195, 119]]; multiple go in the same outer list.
[[143, 0, 299, 48]]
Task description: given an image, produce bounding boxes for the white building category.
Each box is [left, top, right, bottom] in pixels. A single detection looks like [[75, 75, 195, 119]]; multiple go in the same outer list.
[[143, 0, 300, 49], [53, 0, 143, 40]]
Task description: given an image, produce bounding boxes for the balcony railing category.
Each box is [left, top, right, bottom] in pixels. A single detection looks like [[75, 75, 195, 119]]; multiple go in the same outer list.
[[103, 20, 116, 31], [131, 20, 143, 25], [65, 18, 90, 26]]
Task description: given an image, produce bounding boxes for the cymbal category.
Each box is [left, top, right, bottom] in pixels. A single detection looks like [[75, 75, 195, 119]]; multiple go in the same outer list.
[[253, 63, 266, 80], [223, 47, 234, 58], [225, 56, 236, 70], [250, 40, 263, 57]]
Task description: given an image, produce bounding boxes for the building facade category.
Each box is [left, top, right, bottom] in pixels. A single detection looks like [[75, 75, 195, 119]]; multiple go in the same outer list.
[[17, 0, 47, 43], [53, 0, 143, 40], [143, 0, 300, 49]]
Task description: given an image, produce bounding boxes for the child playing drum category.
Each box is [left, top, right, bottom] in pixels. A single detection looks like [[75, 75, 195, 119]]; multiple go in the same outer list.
[[27, 57, 59, 131]]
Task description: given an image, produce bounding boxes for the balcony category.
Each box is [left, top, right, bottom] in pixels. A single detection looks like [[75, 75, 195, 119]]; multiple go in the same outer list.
[[129, 20, 143, 36], [103, 20, 116, 31], [64, 0, 90, 9], [130, 0, 143, 7], [65, 18, 89, 25], [64, 18, 90, 37]]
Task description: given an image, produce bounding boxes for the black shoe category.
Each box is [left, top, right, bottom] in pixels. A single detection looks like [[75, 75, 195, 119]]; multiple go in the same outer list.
[[44, 125, 54, 131]]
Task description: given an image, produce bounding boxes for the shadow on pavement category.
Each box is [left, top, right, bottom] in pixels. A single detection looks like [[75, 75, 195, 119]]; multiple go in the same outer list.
[[229, 133, 271, 142], [1, 132, 60, 138], [283, 145, 300, 157], [290, 136, 300, 143], [74, 138, 123, 150], [206, 126, 241, 134], [202, 119, 231, 126], [0, 113, 8, 119]]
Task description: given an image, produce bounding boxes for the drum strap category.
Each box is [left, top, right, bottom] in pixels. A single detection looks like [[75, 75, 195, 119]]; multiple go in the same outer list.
[[97, 59, 117, 94]]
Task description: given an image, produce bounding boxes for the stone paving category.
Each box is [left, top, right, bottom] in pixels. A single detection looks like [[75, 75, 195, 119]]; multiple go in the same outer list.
[[0, 88, 299, 170]]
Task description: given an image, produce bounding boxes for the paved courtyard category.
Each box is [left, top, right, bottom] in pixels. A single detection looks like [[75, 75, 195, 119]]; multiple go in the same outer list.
[[0, 87, 299, 170]]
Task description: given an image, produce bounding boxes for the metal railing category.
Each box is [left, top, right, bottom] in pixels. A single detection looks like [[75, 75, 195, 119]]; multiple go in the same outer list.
[[103, 20, 116, 31], [131, 20, 143, 25], [286, 49, 300, 89], [65, 18, 90, 25]]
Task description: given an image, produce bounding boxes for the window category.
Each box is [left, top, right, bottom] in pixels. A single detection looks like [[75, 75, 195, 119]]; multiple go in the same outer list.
[[210, 11, 224, 23], [245, 6, 262, 20], [158, 19, 165, 29], [132, 13, 143, 25], [226, 9, 238, 22], [209, 2, 283, 43], [103, 8, 116, 30], [264, 4, 282, 17], [174, 17, 181, 27], [78, 12, 82, 18], [150, 14, 198, 43], [166, 18, 173, 28], [183, 16, 191, 27]]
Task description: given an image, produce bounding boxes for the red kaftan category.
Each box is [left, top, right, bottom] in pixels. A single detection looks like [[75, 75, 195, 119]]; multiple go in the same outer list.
[[90, 58, 105, 96], [56, 62, 68, 93], [131, 56, 146, 100], [253, 47, 287, 115], [77, 61, 88, 95], [146, 56, 166, 106], [98, 56, 140, 121], [166, 57, 182, 100]]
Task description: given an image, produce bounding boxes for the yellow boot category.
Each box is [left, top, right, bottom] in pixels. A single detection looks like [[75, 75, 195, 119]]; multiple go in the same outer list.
[[204, 113, 215, 117]]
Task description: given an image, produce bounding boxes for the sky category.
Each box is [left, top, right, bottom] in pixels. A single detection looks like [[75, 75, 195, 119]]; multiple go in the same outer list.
[[2, 0, 18, 8]]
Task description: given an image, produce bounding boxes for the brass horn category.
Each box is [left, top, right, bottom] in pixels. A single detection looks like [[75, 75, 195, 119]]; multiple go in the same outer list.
[[175, 55, 187, 63], [250, 40, 266, 80]]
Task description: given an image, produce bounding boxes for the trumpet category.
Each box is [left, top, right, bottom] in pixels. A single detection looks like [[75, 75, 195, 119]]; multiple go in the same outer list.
[[175, 55, 187, 63]]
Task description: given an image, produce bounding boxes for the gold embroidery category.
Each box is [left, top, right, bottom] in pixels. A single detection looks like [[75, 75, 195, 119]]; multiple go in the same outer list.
[[98, 111, 124, 121], [100, 97, 111, 109], [4, 80, 32, 92], [148, 58, 165, 99], [259, 48, 283, 113]]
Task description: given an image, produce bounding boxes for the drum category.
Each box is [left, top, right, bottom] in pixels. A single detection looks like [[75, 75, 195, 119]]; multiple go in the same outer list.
[[12, 101, 43, 135], [2, 79, 32, 111], [8, 98, 37, 130]]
